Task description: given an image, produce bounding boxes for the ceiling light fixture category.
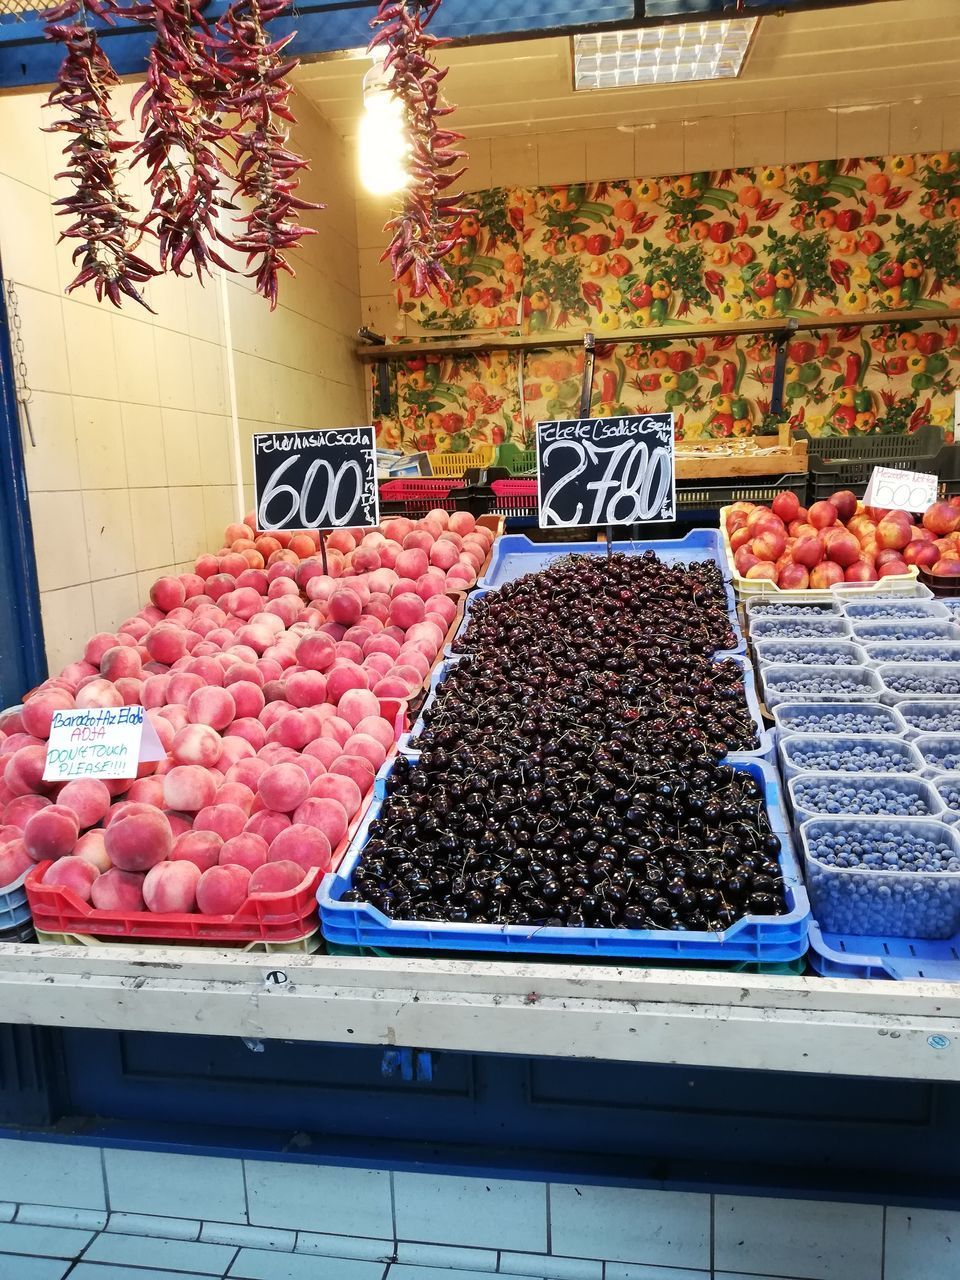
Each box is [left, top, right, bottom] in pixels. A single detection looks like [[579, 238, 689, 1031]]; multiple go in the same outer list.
[[358, 49, 411, 196], [573, 18, 757, 91]]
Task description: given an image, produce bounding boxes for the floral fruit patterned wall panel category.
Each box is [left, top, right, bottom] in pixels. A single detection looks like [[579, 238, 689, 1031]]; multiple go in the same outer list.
[[374, 151, 960, 448]]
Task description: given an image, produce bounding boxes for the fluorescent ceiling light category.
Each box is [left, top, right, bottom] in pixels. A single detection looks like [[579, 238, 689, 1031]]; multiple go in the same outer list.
[[573, 18, 757, 90]]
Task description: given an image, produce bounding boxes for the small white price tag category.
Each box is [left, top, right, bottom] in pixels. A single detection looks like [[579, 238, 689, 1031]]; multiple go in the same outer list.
[[42, 706, 165, 782], [863, 465, 939, 514]]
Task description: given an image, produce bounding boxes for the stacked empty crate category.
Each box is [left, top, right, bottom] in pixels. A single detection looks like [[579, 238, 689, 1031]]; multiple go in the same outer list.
[[748, 588, 960, 978]]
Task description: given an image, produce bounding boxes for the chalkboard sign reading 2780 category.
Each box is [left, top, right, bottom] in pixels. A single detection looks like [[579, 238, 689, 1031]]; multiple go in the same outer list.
[[536, 415, 676, 529], [253, 427, 379, 532]]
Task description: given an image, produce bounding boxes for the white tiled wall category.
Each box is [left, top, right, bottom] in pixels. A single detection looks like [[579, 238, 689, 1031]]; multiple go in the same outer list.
[[358, 92, 960, 342], [0, 1137, 953, 1279], [0, 85, 365, 678]]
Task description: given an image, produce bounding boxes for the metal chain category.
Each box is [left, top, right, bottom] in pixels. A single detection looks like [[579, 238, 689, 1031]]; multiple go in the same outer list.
[[4, 280, 35, 446]]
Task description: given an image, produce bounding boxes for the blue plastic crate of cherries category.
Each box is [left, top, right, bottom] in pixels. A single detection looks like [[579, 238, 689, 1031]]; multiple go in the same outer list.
[[801, 817, 960, 938]]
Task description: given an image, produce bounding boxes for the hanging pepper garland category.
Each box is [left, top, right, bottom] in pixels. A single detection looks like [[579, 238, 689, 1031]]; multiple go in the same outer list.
[[125, 0, 235, 281], [369, 0, 472, 299], [215, 0, 322, 309], [42, 0, 158, 310], [41, 0, 319, 309]]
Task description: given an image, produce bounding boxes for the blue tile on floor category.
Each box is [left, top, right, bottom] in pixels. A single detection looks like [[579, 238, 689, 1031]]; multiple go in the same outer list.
[[84, 1231, 236, 1275], [106, 1213, 200, 1241], [393, 1172, 547, 1254], [72, 1268, 222, 1280], [387, 1268, 544, 1280], [0, 1222, 94, 1259], [714, 1195, 883, 1280], [0, 1138, 105, 1211], [0, 1257, 71, 1280], [245, 1159, 393, 1240], [229, 1248, 387, 1279], [103, 1147, 246, 1223], [885, 1206, 960, 1280], [17, 1206, 107, 1231], [550, 1185, 710, 1270], [396, 1242, 498, 1271], [501, 1253, 601, 1279], [296, 1233, 393, 1262], [606, 1268, 708, 1280], [714, 1274, 810, 1280]]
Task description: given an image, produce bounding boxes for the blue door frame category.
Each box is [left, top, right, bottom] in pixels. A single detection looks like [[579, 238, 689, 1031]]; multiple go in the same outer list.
[[0, 258, 46, 706]]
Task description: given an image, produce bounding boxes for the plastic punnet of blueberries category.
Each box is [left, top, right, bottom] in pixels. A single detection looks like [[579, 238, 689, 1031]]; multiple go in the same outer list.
[[341, 552, 788, 934], [792, 776, 934, 818], [778, 707, 900, 736], [784, 738, 919, 775], [803, 819, 960, 938]]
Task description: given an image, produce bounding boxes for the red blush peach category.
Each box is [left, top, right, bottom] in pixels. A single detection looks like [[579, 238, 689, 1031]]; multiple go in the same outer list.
[[42, 855, 98, 902], [170, 830, 223, 873], [196, 864, 250, 915], [143, 860, 200, 913]]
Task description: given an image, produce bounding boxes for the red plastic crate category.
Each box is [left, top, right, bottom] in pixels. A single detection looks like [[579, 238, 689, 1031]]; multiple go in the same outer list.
[[379, 478, 465, 515], [26, 862, 322, 942], [490, 478, 537, 514], [25, 697, 410, 943]]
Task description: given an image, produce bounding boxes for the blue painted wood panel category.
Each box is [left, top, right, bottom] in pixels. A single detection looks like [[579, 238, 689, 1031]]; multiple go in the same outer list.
[[0, 262, 46, 707], [51, 1028, 960, 1207]]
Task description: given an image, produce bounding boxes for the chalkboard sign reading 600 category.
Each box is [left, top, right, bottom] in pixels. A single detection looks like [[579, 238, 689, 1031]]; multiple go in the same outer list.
[[536, 415, 676, 529], [253, 427, 379, 532]]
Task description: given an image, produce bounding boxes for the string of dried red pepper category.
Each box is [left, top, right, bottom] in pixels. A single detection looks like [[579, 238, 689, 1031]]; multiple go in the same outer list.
[[214, 0, 322, 310], [369, 0, 472, 299], [122, 0, 235, 281], [42, 0, 158, 310]]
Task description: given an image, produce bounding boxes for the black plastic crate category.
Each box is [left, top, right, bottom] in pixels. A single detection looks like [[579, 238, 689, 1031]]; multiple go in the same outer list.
[[676, 473, 808, 513], [0, 920, 36, 944], [797, 426, 947, 500]]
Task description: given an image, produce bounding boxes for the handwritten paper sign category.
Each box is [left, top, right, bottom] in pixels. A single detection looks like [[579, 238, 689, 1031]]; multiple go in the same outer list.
[[253, 427, 379, 532], [43, 706, 165, 782], [536, 415, 676, 529], [863, 465, 939, 515]]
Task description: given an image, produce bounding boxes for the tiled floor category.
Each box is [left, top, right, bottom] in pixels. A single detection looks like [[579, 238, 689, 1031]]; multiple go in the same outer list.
[[0, 1138, 955, 1279]]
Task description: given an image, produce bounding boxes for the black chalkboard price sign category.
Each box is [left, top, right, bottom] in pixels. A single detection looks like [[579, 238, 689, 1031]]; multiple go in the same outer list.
[[253, 427, 379, 532], [536, 415, 676, 529]]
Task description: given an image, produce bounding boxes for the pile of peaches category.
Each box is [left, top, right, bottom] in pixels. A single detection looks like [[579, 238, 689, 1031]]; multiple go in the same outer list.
[[0, 509, 494, 929], [725, 490, 960, 590]]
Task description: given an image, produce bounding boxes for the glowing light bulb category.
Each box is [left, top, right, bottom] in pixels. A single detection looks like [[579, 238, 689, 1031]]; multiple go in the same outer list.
[[359, 58, 410, 196]]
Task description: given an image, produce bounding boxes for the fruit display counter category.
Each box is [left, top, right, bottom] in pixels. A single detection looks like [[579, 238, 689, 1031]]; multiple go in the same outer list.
[[2, 514, 960, 1094]]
